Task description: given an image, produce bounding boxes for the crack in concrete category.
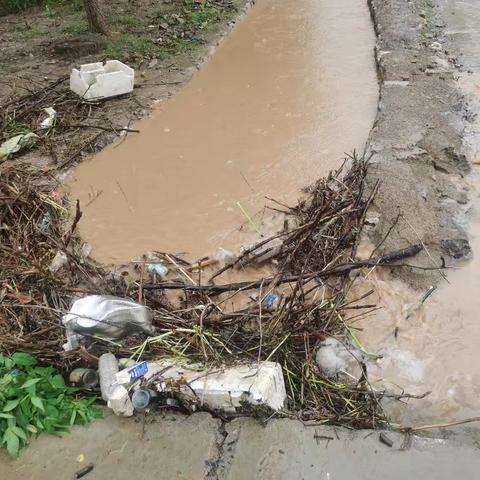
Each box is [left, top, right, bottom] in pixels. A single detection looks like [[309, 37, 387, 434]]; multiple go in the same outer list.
[[205, 420, 230, 480]]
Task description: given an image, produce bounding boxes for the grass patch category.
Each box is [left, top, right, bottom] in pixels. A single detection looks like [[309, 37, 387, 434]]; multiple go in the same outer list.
[[3, 0, 239, 65], [1, 0, 82, 15], [106, 33, 164, 62], [59, 15, 89, 35], [106, 0, 238, 63]]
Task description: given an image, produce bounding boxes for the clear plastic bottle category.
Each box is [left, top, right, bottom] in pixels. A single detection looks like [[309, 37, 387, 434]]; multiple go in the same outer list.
[[98, 353, 119, 401]]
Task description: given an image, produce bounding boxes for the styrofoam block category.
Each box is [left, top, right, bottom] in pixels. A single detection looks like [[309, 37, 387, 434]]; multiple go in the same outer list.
[[70, 60, 134, 100], [142, 360, 287, 412]]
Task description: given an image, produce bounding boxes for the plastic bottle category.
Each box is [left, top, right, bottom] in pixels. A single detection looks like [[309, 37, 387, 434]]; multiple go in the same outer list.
[[131, 389, 155, 412], [69, 368, 99, 388], [98, 353, 119, 401]]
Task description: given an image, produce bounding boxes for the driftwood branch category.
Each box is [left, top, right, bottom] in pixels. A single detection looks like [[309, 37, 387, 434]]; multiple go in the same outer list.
[[142, 244, 424, 294]]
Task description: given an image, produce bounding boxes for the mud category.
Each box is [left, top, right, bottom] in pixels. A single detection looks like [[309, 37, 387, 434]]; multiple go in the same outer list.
[[68, 0, 378, 264], [365, 0, 472, 287]]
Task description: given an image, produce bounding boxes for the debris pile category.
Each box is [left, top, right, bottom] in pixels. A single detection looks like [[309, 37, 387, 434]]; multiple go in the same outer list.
[[0, 157, 419, 427], [0, 77, 137, 168]]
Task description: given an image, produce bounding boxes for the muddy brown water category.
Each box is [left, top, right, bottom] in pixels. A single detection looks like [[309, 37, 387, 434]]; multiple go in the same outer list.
[[69, 0, 378, 264], [354, 211, 480, 425]]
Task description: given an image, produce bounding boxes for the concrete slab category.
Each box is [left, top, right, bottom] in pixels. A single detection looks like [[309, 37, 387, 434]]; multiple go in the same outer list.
[[220, 418, 480, 480], [1, 414, 479, 479], [0, 411, 221, 480]]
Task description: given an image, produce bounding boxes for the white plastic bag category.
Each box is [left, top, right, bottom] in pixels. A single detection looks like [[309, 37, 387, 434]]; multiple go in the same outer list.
[[62, 295, 154, 351]]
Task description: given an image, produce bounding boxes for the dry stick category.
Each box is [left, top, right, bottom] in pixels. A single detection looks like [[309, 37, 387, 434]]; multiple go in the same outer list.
[[257, 281, 264, 362], [401, 213, 449, 283], [138, 259, 146, 304], [57, 132, 103, 169], [115, 179, 134, 212], [85, 189, 103, 207], [165, 254, 196, 285], [404, 416, 480, 433], [208, 223, 311, 282], [0, 75, 68, 111], [62, 123, 140, 134], [63, 200, 82, 248], [142, 244, 424, 294], [369, 211, 401, 259]]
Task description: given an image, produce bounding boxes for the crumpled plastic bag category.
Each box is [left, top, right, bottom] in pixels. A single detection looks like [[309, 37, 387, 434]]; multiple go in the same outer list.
[[62, 295, 154, 351], [0, 132, 38, 161], [39, 107, 57, 130]]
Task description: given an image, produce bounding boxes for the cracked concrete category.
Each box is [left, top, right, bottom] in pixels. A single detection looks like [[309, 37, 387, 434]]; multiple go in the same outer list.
[[2, 412, 480, 479]]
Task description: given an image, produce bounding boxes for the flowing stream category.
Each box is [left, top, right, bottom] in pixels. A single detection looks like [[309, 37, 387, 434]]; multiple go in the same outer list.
[[69, 0, 378, 264]]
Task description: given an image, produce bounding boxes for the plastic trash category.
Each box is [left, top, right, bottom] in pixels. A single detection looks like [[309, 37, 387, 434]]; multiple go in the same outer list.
[[115, 361, 149, 385], [39, 107, 57, 130], [69, 368, 99, 388], [62, 295, 154, 351], [70, 60, 134, 100], [98, 353, 133, 416], [131, 388, 157, 412], [262, 293, 280, 310], [147, 263, 168, 278], [146, 360, 287, 412], [98, 353, 119, 401], [315, 337, 371, 378], [213, 248, 237, 265], [0, 132, 38, 161], [38, 212, 51, 233], [49, 250, 68, 273], [108, 385, 134, 416]]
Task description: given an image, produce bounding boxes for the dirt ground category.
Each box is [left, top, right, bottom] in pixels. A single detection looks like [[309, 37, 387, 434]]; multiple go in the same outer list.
[[364, 0, 474, 288], [0, 0, 248, 168]]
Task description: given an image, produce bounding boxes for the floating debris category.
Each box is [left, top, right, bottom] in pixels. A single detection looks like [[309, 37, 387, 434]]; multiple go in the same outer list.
[[0, 157, 424, 427]]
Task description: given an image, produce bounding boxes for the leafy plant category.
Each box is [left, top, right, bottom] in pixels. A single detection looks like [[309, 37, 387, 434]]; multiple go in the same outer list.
[[0, 352, 101, 457]]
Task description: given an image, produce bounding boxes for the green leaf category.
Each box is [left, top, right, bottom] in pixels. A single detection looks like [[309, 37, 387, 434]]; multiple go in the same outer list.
[[11, 426, 27, 442], [69, 410, 77, 425], [78, 409, 88, 423], [4, 429, 19, 457], [21, 378, 41, 389], [26, 424, 37, 434], [30, 396, 44, 412], [3, 399, 20, 412], [0, 413, 15, 419], [11, 353, 36, 367], [50, 375, 65, 389]]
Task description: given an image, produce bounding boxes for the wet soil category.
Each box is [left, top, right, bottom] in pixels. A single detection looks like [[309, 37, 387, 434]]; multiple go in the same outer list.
[[68, 0, 378, 264], [353, 0, 480, 425]]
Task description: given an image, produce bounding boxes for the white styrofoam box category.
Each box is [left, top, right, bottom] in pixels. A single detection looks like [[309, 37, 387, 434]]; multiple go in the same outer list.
[[136, 360, 287, 412], [70, 60, 134, 100]]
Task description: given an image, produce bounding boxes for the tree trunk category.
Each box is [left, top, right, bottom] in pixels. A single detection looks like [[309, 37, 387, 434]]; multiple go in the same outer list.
[[83, 0, 108, 35]]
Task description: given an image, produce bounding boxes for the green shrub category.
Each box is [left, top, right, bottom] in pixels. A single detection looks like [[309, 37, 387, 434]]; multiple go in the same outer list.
[[0, 352, 101, 457]]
